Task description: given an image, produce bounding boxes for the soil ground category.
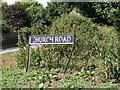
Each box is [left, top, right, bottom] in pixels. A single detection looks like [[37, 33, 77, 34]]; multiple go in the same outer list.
[[0, 53, 17, 70]]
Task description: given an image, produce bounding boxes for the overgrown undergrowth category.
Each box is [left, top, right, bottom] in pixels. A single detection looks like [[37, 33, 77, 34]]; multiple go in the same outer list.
[[1, 67, 120, 88]]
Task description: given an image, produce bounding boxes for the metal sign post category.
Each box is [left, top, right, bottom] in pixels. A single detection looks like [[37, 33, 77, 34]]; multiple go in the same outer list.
[[64, 44, 74, 74], [26, 34, 74, 73], [26, 44, 31, 72]]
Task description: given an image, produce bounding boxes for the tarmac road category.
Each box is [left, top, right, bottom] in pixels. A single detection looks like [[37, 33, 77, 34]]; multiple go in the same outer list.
[[0, 46, 38, 54], [0, 47, 20, 54]]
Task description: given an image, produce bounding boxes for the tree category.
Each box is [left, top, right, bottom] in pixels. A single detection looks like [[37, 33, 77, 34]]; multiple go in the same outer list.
[[93, 2, 120, 30], [21, 0, 36, 1], [70, 2, 120, 30], [15, 1, 41, 7], [44, 2, 73, 25], [20, 2, 73, 35], [2, 3, 31, 31], [1, 20, 12, 33]]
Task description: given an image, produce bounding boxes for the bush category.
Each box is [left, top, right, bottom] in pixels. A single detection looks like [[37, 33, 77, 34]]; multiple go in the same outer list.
[[16, 14, 119, 80], [40, 14, 119, 79]]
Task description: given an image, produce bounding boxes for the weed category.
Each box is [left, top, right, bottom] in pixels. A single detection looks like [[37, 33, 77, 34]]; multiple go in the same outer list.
[[1, 68, 58, 88]]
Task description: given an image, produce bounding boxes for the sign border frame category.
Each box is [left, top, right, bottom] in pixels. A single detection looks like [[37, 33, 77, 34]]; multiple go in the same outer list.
[[29, 34, 74, 45]]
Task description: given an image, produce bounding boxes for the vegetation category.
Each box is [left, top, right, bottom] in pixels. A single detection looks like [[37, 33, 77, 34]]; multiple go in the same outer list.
[[70, 2, 120, 30], [17, 14, 119, 80], [0, 51, 16, 56], [58, 71, 119, 88], [1, 20, 12, 33], [1, 67, 58, 88], [2, 3, 31, 31], [1, 67, 119, 88], [1, 1, 120, 89]]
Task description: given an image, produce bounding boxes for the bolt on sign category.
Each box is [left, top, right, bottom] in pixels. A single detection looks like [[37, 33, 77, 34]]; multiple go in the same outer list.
[[29, 34, 74, 45], [26, 34, 74, 74]]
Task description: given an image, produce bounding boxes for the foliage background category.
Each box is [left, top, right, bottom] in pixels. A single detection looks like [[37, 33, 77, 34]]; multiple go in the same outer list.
[[1, 1, 120, 82]]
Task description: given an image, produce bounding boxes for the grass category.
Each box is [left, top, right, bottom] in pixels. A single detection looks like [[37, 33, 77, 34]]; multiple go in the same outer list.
[[57, 71, 119, 88], [1, 68, 59, 88], [1, 67, 119, 88], [0, 51, 16, 56], [1, 52, 120, 88]]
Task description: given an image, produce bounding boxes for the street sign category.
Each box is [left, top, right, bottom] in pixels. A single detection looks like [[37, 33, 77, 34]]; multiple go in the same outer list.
[[29, 34, 74, 45], [26, 34, 74, 74]]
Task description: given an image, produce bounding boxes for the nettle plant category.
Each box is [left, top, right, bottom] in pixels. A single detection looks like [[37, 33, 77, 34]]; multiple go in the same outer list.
[[16, 14, 119, 80]]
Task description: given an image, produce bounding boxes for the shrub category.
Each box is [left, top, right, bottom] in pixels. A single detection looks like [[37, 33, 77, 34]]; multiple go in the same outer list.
[[16, 14, 119, 80], [40, 14, 119, 79]]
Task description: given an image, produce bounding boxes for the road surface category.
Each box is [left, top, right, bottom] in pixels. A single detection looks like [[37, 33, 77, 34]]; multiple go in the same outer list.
[[0, 46, 38, 54]]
